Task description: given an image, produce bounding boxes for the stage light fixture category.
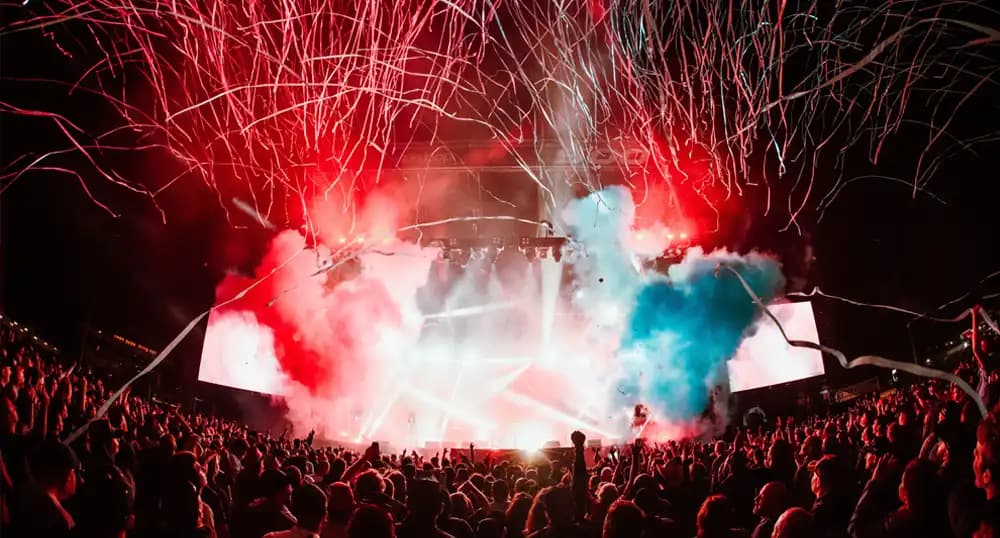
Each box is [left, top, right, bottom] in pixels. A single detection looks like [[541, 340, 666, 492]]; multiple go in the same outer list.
[[538, 247, 548, 259], [524, 247, 536, 262], [553, 246, 563, 262]]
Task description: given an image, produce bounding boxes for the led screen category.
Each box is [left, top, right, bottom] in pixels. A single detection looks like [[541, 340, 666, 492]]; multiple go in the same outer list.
[[726, 301, 825, 392]]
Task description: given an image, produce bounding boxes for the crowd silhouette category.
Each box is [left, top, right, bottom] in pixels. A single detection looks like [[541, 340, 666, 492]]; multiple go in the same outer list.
[[1, 319, 998, 538]]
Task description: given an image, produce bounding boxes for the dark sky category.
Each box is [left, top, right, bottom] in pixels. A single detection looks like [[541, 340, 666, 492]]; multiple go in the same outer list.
[[1, 6, 998, 391]]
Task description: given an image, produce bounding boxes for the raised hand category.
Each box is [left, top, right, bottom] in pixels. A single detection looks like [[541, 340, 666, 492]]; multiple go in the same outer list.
[[571, 430, 586, 447]]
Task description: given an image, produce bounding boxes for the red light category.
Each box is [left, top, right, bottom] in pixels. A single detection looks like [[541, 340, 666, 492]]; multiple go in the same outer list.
[[679, 232, 688, 240], [666, 233, 675, 241]]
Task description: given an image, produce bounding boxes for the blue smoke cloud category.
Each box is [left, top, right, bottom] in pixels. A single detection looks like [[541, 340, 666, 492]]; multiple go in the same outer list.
[[620, 249, 784, 420], [561, 185, 641, 305], [564, 187, 785, 423]]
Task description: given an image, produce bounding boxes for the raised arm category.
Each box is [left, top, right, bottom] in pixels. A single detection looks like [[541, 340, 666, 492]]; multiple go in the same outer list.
[[458, 479, 490, 510], [344, 442, 378, 482], [570, 431, 588, 522], [624, 438, 643, 496]]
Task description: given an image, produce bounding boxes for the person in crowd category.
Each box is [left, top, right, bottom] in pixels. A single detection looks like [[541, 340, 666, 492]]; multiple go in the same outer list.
[[808, 455, 853, 538], [524, 484, 592, 538], [751, 481, 788, 538], [975, 407, 999, 499], [166, 450, 219, 538], [234, 469, 297, 538], [793, 435, 822, 507], [849, 456, 950, 538], [323, 482, 356, 538], [160, 480, 215, 538], [695, 494, 747, 538], [263, 483, 327, 538], [772, 507, 815, 538], [477, 517, 507, 538], [490, 478, 511, 514], [74, 464, 136, 538], [590, 482, 619, 527], [347, 504, 396, 538], [396, 478, 455, 538], [9, 438, 79, 537], [601, 499, 644, 538], [505, 492, 533, 538], [719, 449, 760, 529]]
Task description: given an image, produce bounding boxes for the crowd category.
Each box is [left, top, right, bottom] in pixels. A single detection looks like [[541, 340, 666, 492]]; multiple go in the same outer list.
[[1, 317, 999, 538]]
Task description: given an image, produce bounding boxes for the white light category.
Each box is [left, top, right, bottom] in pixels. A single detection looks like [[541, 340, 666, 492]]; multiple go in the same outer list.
[[513, 424, 549, 452]]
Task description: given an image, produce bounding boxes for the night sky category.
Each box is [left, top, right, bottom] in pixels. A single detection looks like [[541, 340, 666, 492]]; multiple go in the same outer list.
[[2, 4, 998, 393]]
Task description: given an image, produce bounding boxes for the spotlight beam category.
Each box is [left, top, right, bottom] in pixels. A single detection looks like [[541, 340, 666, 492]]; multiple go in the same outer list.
[[422, 302, 516, 320], [404, 387, 498, 431], [500, 391, 615, 439]]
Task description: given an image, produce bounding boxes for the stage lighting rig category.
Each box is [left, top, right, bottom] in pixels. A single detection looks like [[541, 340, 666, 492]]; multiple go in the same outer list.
[[426, 236, 568, 265]]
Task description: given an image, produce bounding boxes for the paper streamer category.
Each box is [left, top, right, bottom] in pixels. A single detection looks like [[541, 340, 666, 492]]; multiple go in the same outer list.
[[721, 265, 988, 417], [63, 247, 308, 444], [979, 309, 999, 337], [232, 197, 277, 230], [789, 287, 976, 322], [790, 287, 1000, 338], [922, 268, 1000, 317]]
